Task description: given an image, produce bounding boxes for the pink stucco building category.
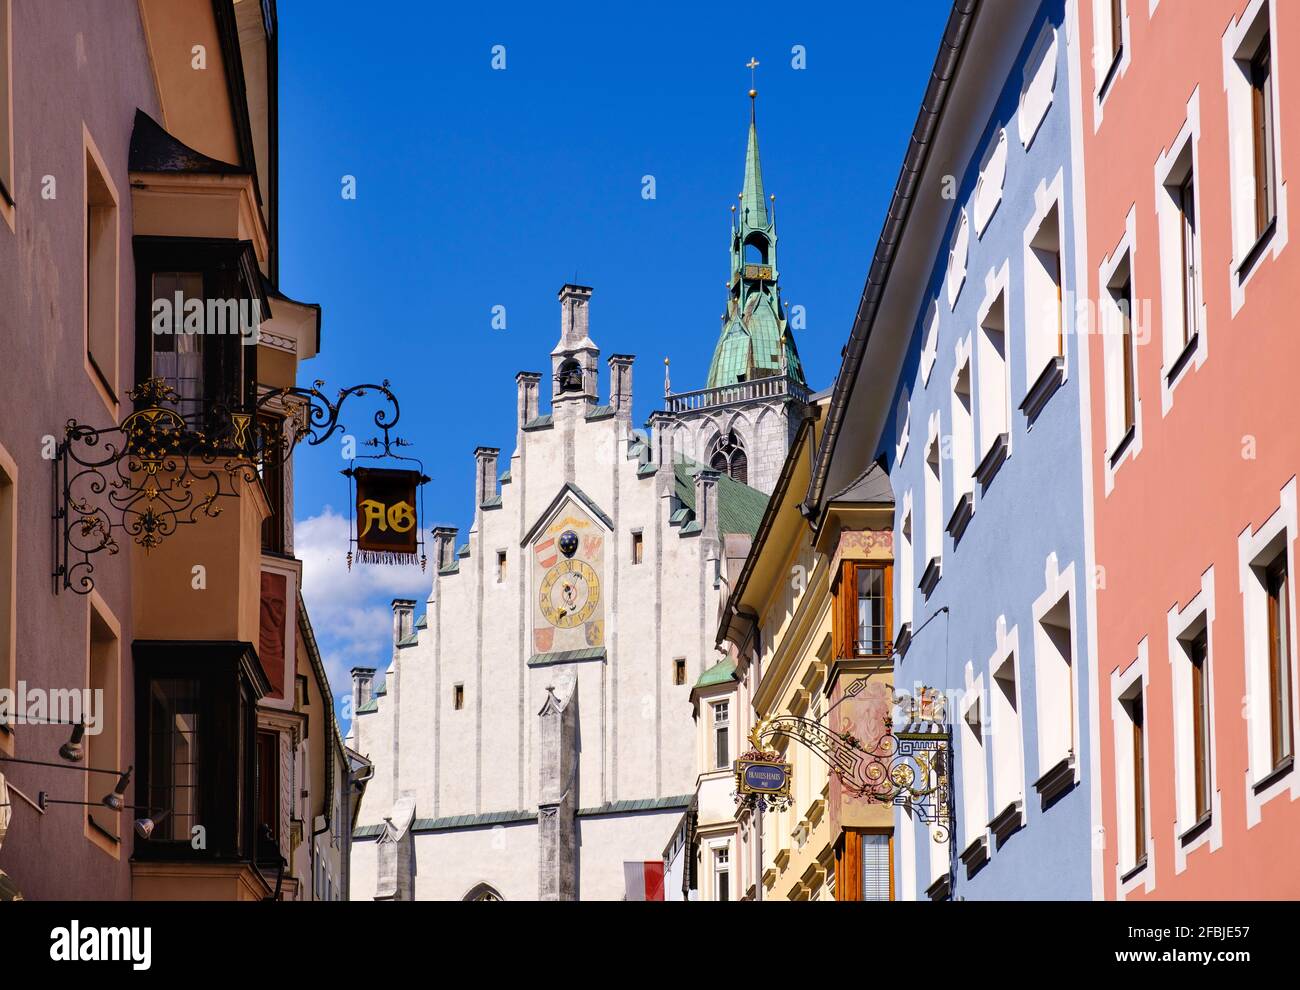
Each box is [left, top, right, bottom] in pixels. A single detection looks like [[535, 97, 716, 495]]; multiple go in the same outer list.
[[1080, 0, 1300, 898]]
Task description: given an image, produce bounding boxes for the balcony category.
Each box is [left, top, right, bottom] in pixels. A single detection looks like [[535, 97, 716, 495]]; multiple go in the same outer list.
[[664, 374, 810, 414]]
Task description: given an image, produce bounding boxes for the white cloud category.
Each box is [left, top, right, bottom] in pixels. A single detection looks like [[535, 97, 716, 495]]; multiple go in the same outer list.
[[297, 507, 431, 730]]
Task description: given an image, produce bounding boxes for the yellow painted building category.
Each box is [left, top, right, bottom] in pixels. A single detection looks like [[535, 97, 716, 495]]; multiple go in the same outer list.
[[718, 397, 899, 900]]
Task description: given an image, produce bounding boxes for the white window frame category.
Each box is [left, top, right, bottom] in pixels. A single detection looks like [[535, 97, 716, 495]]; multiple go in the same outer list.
[[946, 210, 970, 310], [922, 412, 943, 579], [897, 491, 914, 635], [1099, 208, 1143, 493], [973, 129, 1008, 237], [1022, 170, 1069, 395], [949, 336, 975, 512], [1166, 567, 1222, 873], [710, 840, 731, 901], [1018, 21, 1059, 150], [712, 699, 730, 770], [1032, 554, 1079, 781], [1153, 90, 1207, 415], [975, 262, 1013, 470], [1222, 0, 1288, 314], [1092, 0, 1131, 127], [1110, 639, 1156, 897], [920, 301, 940, 385], [1238, 477, 1300, 826], [895, 386, 910, 465], [988, 617, 1025, 828], [897, 805, 917, 901], [958, 668, 989, 852]]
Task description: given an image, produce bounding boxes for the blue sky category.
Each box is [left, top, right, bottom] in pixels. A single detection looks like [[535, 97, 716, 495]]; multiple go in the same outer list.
[[276, 0, 953, 728]]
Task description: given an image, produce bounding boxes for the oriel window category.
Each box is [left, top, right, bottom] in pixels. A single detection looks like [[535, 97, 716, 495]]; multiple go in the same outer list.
[[150, 272, 206, 422], [145, 677, 202, 844], [856, 565, 889, 657], [839, 561, 892, 659]]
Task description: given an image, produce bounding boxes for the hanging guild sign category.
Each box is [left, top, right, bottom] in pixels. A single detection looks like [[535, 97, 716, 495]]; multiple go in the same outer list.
[[353, 467, 422, 566], [736, 758, 791, 799]]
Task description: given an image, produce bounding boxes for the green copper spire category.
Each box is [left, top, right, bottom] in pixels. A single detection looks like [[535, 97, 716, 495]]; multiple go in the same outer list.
[[705, 85, 806, 391], [740, 114, 768, 229]]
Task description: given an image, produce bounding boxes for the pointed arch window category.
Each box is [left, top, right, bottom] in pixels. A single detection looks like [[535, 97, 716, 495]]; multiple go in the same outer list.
[[709, 431, 748, 485]]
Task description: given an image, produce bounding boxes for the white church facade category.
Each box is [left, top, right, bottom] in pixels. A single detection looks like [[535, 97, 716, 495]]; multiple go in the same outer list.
[[347, 100, 810, 900]]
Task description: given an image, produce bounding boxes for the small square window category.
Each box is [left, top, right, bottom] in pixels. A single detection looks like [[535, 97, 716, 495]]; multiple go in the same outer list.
[[673, 658, 686, 686], [496, 550, 507, 583], [632, 531, 644, 565]]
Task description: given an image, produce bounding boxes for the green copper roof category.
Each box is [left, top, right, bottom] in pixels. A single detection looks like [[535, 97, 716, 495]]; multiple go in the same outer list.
[[673, 459, 769, 538], [705, 104, 806, 391], [741, 119, 768, 229], [694, 657, 737, 690]]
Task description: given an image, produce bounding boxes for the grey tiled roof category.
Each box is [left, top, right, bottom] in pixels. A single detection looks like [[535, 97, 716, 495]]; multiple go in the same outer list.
[[352, 795, 693, 838]]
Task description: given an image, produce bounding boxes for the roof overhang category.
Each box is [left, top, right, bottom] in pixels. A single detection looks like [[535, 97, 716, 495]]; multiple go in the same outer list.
[[805, 0, 1039, 516]]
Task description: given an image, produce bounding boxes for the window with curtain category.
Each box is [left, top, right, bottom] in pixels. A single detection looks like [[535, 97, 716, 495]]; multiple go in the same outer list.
[[861, 833, 893, 901]]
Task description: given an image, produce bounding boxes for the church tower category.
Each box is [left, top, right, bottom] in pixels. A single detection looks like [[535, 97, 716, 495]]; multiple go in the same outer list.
[[655, 83, 811, 496]]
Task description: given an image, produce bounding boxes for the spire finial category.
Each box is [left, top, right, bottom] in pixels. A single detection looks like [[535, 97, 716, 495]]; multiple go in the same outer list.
[[746, 57, 759, 113], [663, 357, 671, 397]]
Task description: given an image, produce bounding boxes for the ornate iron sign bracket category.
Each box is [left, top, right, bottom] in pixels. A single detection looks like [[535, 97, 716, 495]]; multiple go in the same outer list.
[[740, 688, 953, 842], [53, 377, 408, 595]]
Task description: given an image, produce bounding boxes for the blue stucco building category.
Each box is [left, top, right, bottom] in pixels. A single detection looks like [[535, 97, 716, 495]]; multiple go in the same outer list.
[[807, 0, 1100, 899]]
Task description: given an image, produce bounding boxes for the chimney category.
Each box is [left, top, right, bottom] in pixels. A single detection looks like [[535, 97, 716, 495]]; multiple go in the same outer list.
[[475, 447, 500, 507], [694, 468, 721, 541], [350, 666, 376, 715], [391, 598, 415, 646], [516, 371, 541, 429], [558, 283, 593, 347], [432, 526, 459, 571], [609, 354, 634, 418]]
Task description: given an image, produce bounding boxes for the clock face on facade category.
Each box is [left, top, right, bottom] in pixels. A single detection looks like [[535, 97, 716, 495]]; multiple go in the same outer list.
[[539, 558, 600, 629]]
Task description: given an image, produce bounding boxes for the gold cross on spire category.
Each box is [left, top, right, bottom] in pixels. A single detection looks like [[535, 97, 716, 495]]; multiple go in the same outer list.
[[746, 56, 760, 99]]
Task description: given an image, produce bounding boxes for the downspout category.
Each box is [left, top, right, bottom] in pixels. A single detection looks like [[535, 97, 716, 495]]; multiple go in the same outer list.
[[804, 0, 978, 519]]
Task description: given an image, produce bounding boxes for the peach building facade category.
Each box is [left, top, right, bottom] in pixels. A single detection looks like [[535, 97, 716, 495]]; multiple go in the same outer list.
[[1080, 0, 1300, 898]]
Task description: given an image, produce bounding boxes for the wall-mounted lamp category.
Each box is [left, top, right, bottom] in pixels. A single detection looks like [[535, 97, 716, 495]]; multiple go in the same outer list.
[[36, 767, 134, 814], [133, 808, 172, 840], [58, 722, 86, 763]]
